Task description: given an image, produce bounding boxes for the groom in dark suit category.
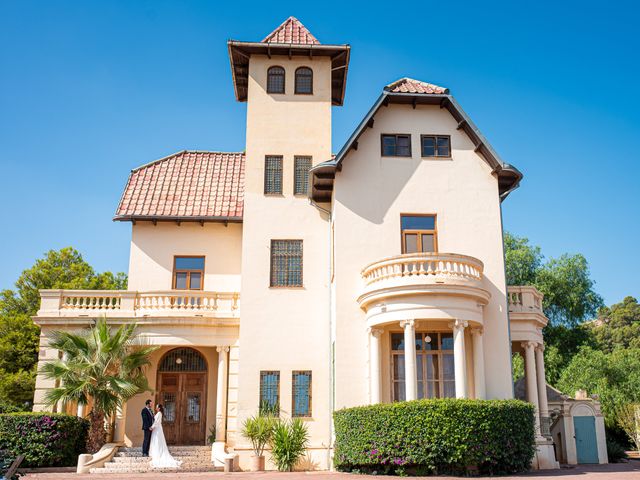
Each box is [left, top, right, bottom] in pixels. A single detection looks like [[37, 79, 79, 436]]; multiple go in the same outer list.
[[141, 399, 154, 457]]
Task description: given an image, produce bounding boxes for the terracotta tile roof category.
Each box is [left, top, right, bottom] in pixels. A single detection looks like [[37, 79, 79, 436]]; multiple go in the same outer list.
[[385, 77, 449, 95], [262, 16, 320, 45], [115, 151, 245, 221]]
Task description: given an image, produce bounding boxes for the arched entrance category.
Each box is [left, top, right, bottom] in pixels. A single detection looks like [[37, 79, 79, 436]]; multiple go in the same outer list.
[[156, 347, 208, 445]]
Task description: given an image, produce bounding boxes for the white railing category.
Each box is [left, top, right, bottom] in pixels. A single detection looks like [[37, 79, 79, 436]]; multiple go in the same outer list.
[[361, 252, 484, 287], [507, 286, 543, 314], [37, 290, 240, 319]]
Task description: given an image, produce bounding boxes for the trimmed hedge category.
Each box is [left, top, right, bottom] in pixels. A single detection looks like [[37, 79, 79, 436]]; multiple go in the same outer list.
[[0, 413, 89, 467], [334, 399, 535, 476]]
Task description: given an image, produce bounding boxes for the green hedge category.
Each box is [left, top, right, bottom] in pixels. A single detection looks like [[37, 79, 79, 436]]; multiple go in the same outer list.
[[0, 413, 89, 467], [334, 399, 535, 476]]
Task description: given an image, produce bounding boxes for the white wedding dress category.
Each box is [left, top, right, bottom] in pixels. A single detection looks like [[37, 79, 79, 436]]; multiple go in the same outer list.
[[149, 412, 182, 468]]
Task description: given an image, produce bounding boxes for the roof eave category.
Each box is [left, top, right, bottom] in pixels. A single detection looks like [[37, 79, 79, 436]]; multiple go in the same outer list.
[[227, 40, 350, 106], [312, 90, 522, 202], [113, 215, 243, 224]]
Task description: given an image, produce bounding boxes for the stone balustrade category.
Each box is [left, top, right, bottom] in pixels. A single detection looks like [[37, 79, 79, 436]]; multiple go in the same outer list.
[[37, 290, 240, 319], [507, 285, 543, 314], [361, 252, 484, 287]]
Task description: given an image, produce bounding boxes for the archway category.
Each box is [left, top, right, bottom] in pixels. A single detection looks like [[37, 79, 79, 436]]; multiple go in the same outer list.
[[156, 347, 208, 445]]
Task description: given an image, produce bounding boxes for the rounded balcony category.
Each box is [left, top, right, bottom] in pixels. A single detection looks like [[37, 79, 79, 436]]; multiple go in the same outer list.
[[357, 252, 490, 327]]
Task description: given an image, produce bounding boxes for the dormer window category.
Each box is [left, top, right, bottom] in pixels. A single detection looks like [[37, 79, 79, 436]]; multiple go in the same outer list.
[[267, 66, 285, 94], [295, 67, 313, 94]]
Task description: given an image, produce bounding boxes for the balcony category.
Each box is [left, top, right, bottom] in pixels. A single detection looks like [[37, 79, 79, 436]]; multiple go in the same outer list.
[[35, 289, 240, 324], [507, 285, 544, 315], [357, 253, 491, 327]]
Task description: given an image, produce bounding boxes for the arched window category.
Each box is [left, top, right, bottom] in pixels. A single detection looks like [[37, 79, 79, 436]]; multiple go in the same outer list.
[[295, 67, 313, 94], [267, 66, 285, 94], [159, 347, 207, 372]]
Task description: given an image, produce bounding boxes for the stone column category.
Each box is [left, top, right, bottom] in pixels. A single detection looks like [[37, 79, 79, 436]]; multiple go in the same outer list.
[[522, 341, 541, 436], [368, 328, 383, 404], [471, 327, 486, 400], [215, 346, 229, 442], [451, 320, 468, 398], [77, 403, 85, 418], [535, 344, 550, 436], [400, 320, 417, 401]]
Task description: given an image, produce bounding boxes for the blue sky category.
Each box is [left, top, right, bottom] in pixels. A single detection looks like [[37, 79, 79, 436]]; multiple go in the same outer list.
[[1, 0, 638, 306]]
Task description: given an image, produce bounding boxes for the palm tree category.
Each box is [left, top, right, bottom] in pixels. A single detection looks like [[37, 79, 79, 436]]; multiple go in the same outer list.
[[40, 318, 157, 452]]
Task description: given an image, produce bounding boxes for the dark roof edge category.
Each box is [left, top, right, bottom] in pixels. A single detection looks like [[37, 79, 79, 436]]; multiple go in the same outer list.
[[113, 215, 243, 223], [227, 40, 350, 50], [313, 91, 522, 201]]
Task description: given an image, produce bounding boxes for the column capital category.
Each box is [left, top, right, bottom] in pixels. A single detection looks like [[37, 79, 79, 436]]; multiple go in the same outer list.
[[521, 341, 537, 351], [216, 346, 230, 353], [535, 343, 545, 353], [470, 326, 484, 336], [368, 327, 384, 338], [449, 319, 468, 331], [399, 319, 415, 329]]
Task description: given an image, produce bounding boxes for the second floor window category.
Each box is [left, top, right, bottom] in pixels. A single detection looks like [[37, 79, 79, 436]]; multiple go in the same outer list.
[[270, 240, 303, 287], [267, 66, 285, 94], [382, 134, 411, 157], [295, 67, 313, 94], [264, 155, 283, 194], [421, 135, 451, 157], [401, 215, 437, 253], [173, 256, 205, 290], [294, 156, 312, 195]]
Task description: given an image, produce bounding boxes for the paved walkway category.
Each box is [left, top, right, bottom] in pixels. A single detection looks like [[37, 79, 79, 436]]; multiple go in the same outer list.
[[20, 460, 640, 480]]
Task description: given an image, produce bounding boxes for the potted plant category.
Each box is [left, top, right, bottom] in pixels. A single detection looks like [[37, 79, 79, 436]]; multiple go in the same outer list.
[[241, 414, 276, 471], [270, 418, 309, 472]]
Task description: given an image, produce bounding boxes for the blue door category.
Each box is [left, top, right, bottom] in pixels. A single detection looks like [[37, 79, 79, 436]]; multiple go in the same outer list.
[[574, 416, 599, 464]]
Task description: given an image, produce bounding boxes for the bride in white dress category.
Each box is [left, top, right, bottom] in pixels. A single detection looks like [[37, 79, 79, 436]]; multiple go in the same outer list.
[[149, 404, 182, 469]]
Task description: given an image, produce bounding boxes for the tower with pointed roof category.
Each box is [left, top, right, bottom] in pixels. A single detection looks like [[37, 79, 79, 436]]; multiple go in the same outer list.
[[228, 18, 350, 457]]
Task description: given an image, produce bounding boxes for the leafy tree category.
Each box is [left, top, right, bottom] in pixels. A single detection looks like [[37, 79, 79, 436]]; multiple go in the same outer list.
[[41, 319, 157, 452], [590, 296, 640, 353], [556, 346, 640, 427], [504, 232, 542, 286], [0, 247, 126, 409], [503, 232, 603, 327]]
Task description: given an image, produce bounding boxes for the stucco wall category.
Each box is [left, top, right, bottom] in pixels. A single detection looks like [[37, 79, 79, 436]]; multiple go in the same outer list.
[[332, 103, 513, 408], [127, 221, 242, 292], [236, 53, 333, 468]]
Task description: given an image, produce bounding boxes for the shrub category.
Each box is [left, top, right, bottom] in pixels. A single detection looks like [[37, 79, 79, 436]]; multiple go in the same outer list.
[[334, 399, 535, 476], [270, 418, 309, 471], [606, 438, 628, 463], [242, 415, 277, 457], [0, 413, 88, 467]]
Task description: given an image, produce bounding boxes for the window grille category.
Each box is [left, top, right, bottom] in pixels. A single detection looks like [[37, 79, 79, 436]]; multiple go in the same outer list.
[[267, 66, 285, 94], [295, 67, 313, 94], [259, 371, 280, 413], [294, 156, 312, 195], [270, 240, 303, 287], [292, 371, 312, 417], [159, 348, 207, 372], [264, 156, 283, 194]]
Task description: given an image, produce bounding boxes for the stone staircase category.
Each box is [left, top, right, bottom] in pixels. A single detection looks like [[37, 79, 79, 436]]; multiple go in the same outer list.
[[90, 445, 218, 474]]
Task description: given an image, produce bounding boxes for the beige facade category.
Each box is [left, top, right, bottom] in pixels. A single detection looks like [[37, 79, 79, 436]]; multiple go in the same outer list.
[[31, 17, 571, 472]]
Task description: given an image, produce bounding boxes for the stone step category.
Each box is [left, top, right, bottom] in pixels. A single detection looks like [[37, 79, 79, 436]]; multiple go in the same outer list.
[[115, 451, 211, 459], [112, 455, 210, 463], [120, 445, 210, 452], [90, 465, 219, 474]]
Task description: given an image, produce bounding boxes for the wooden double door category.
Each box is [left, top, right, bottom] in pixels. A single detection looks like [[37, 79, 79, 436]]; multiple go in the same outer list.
[[157, 371, 207, 445]]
